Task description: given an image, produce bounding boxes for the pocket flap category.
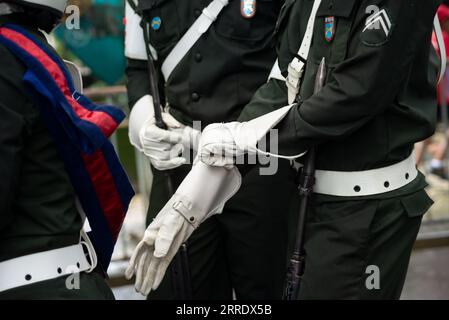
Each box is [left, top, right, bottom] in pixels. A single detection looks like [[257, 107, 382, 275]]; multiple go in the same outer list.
[[400, 190, 434, 218], [316, 0, 357, 18]]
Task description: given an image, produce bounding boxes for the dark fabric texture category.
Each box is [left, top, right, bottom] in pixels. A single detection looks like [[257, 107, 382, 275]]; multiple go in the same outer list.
[[298, 190, 432, 300]]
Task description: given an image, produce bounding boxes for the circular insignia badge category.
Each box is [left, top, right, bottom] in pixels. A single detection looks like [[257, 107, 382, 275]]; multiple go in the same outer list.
[[151, 17, 162, 31], [241, 0, 257, 19]]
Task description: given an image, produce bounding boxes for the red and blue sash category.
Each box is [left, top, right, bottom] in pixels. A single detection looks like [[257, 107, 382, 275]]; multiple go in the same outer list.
[[0, 24, 135, 271]]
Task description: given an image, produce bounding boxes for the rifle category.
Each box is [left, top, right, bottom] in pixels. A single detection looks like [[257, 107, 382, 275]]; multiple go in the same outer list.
[[134, 0, 192, 299], [283, 58, 326, 300]]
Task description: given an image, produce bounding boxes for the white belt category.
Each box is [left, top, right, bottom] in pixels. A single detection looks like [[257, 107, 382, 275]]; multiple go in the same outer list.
[[314, 153, 418, 197], [0, 242, 94, 293]]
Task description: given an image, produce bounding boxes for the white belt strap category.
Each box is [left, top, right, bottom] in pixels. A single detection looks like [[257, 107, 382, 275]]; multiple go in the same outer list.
[[0, 243, 94, 293], [434, 14, 447, 83], [286, 0, 322, 104], [314, 152, 418, 197], [161, 0, 229, 81]]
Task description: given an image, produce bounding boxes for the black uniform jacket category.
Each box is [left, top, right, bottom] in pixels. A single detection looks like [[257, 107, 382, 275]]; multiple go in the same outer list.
[[126, 0, 282, 127]]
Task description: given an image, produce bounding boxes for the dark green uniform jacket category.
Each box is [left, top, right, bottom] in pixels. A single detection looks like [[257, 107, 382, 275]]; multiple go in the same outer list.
[[241, 0, 441, 199], [0, 15, 113, 299], [127, 0, 283, 126]]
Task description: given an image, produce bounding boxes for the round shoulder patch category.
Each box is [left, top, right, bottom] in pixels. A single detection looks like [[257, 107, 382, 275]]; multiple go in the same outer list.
[[360, 8, 393, 47]]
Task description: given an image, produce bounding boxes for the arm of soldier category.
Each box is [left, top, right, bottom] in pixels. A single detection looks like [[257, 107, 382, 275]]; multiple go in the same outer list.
[[238, 78, 289, 122], [125, 1, 160, 149], [125, 0, 154, 150], [274, 0, 438, 156], [125, 2, 195, 170]]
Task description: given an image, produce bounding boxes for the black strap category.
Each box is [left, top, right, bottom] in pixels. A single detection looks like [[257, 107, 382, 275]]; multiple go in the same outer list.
[[126, 0, 140, 15]]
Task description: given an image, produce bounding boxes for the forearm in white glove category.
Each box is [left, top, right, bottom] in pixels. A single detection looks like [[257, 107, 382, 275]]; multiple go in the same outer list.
[[125, 161, 242, 296], [199, 104, 304, 168]]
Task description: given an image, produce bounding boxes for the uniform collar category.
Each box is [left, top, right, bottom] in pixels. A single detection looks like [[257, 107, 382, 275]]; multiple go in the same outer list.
[[0, 14, 47, 42]]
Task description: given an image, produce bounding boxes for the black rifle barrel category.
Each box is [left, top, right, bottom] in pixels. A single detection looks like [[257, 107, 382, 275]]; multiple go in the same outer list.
[[283, 58, 326, 300]]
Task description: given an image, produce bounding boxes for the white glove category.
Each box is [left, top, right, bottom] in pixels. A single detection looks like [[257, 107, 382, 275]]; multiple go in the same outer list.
[[129, 95, 202, 170], [199, 105, 303, 168], [125, 161, 242, 296], [171, 125, 202, 153], [199, 122, 256, 169], [139, 112, 188, 171]]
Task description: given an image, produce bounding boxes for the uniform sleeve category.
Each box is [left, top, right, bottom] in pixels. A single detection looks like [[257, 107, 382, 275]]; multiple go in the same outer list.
[[0, 48, 28, 228], [126, 58, 151, 108], [275, 0, 440, 156], [238, 78, 289, 122]]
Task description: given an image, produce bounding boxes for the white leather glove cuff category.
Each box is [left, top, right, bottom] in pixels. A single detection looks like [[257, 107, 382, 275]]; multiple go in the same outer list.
[[126, 162, 242, 295], [173, 161, 242, 228]]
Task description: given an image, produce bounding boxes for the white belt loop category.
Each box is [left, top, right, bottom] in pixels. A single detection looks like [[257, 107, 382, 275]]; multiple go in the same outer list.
[[80, 230, 98, 273], [314, 152, 418, 197], [201, 8, 216, 23]]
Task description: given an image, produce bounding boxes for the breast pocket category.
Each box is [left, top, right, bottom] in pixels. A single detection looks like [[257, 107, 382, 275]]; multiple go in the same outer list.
[[312, 0, 358, 65], [215, 0, 280, 42], [139, 0, 181, 51], [299, 0, 358, 99]]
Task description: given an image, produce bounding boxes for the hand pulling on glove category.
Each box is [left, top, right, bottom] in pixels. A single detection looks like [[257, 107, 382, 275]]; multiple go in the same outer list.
[[198, 105, 303, 168]]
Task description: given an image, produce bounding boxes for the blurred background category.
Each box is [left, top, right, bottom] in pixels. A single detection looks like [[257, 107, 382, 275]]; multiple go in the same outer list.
[[54, 0, 449, 300]]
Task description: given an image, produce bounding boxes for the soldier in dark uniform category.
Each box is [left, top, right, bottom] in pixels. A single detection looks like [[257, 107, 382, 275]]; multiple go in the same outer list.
[[196, 0, 442, 299], [0, 0, 115, 299], [125, 0, 297, 299]]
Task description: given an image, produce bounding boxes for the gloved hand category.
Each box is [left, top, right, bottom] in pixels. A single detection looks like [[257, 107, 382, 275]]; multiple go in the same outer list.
[[139, 112, 187, 171], [199, 105, 303, 168], [170, 124, 202, 153], [198, 122, 257, 169], [125, 161, 242, 296], [129, 95, 202, 170]]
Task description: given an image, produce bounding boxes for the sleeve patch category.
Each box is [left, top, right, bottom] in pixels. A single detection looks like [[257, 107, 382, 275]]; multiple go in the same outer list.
[[361, 7, 394, 47]]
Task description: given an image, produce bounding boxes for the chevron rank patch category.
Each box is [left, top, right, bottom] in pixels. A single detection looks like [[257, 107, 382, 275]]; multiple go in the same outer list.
[[361, 8, 393, 46]]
